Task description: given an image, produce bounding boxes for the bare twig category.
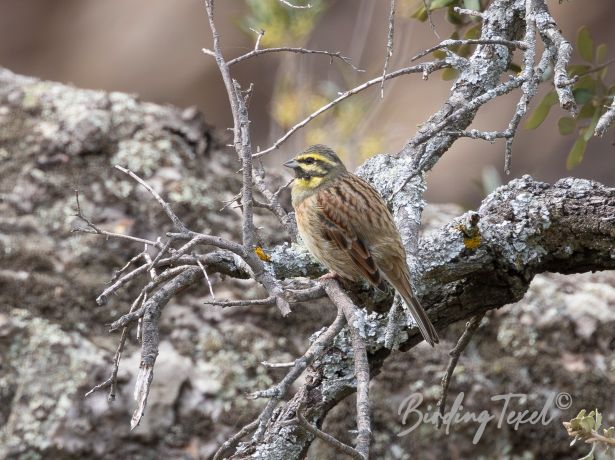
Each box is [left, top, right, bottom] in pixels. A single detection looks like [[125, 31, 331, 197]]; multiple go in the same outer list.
[[73, 189, 163, 248], [412, 38, 527, 61], [279, 0, 311, 8], [227, 48, 363, 72], [251, 305, 345, 440], [410, 75, 525, 151], [422, 0, 441, 39], [595, 96, 615, 137], [233, 79, 257, 250], [196, 256, 215, 300], [249, 27, 265, 51], [253, 162, 297, 239], [296, 402, 365, 460], [322, 280, 371, 459], [261, 360, 296, 368], [130, 266, 201, 429], [380, 0, 396, 98], [205, 296, 275, 308], [85, 292, 146, 400], [436, 312, 485, 429], [453, 6, 485, 18], [253, 61, 448, 158], [534, 1, 577, 114], [577, 56, 615, 78], [503, 0, 538, 173], [204, 0, 242, 151], [114, 165, 189, 232], [213, 419, 260, 460]]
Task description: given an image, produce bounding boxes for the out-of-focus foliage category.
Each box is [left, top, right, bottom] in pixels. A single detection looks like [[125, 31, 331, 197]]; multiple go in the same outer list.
[[272, 78, 383, 161], [563, 409, 615, 460], [243, 0, 326, 47], [526, 26, 615, 169], [249, 1, 383, 161]]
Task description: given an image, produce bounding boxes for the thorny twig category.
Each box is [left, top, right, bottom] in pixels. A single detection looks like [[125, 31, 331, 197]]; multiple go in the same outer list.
[[436, 313, 485, 429]]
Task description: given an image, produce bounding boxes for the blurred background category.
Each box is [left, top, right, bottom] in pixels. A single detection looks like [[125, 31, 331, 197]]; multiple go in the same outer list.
[[1, 0, 613, 207]]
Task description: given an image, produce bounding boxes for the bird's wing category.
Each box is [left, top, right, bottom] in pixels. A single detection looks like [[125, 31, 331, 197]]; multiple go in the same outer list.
[[316, 185, 382, 287]]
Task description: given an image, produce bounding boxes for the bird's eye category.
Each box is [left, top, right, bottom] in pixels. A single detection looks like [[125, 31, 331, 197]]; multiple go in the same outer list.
[[303, 157, 315, 164]]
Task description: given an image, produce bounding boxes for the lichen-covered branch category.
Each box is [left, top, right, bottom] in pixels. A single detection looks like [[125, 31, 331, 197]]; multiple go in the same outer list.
[[233, 175, 614, 458]]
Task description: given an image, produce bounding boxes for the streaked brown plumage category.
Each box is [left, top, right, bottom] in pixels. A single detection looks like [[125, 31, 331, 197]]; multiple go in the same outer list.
[[284, 144, 439, 346]]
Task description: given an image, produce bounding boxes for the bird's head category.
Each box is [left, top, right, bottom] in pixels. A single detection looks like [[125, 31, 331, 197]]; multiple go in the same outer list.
[[284, 145, 347, 192]]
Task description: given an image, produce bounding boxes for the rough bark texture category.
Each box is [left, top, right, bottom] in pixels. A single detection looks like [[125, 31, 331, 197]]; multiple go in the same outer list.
[[0, 66, 613, 460]]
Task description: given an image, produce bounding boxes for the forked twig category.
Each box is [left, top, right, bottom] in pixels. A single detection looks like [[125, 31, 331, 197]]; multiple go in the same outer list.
[[436, 312, 485, 429], [297, 402, 364, 459]]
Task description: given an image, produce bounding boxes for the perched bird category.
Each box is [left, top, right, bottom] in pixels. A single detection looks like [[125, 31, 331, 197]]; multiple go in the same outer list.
[[284, 144, 439, 346]]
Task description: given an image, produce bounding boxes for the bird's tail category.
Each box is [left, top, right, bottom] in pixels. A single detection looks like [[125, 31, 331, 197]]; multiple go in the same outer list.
[[396, 276, 439, 347]]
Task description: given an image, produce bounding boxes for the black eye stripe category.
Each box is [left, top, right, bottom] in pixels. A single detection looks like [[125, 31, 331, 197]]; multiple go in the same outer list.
[[299, 157, 316, 165]]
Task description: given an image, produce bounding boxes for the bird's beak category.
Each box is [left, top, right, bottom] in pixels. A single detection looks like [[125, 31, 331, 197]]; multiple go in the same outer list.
[[283, 159, 300, 169]]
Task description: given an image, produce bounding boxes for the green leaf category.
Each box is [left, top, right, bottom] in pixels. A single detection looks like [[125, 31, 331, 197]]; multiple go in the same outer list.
[[432, 49, 447, 59], [577, 103, 595, 119], [525, 91, 558, 129], [596, 43, 607, 64], [579, 414, 595, 433], [446, 6, 463, 25], [449, 31, 461, 52], [594, 409, 602, 430], [464, 24, 481, 40], [410, 5, 428, 21], [508, 62, 522, 73], [577, 26, 594, 62], [463, 0, 481, 11], [583, 106, 601, 141], [575, 75, 597, 91], [558, 117, 576, 135], [567, 136, 587, 169], [429, 0, 456, 9], [573, 88, 594, 105]]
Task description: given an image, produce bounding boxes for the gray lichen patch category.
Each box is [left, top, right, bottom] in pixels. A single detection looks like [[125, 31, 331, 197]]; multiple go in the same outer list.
[[0, 309, 104, 458]]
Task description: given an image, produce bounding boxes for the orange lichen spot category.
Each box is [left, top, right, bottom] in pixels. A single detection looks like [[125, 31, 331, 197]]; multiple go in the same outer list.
[[255, 246, 271, 262], [463, 234, 482, 250], [455, 223, 481, 250]]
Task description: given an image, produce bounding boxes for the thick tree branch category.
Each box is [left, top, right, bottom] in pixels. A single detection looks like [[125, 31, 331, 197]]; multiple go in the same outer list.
[[234, 175, 614, 458]]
